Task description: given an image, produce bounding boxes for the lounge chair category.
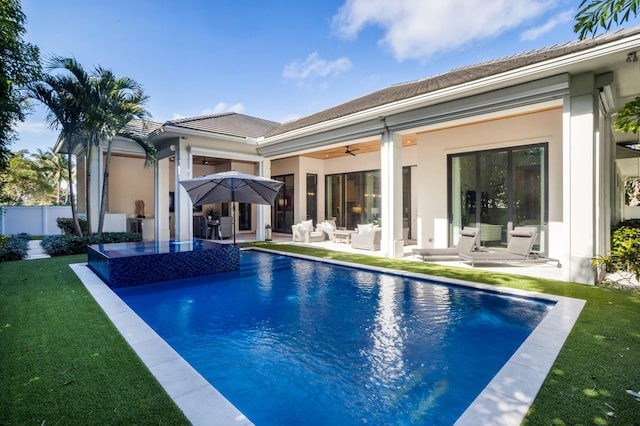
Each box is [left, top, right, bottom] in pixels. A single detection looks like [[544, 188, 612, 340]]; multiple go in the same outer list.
[[459, 226, 561, 267], [412, 227, 480, 261]]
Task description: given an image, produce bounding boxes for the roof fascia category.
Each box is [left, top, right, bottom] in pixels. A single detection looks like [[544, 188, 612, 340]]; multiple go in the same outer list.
[[258, 74, 569, 158], [386, 73, 570, 132], [189, 146, 263, 162]]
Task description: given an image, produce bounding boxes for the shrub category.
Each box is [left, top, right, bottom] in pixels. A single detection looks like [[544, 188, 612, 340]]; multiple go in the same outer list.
[[610, 225, 640, 275], [42, 232, 142, 257], [593, 220, 640, 283], [0, 233, 31, 262], [56, 217, 88, 236]]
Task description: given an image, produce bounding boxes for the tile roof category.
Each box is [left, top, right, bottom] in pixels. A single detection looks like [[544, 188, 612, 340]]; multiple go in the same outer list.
[[265, 25, 640, 138], [165, 112, 281, 139], [123, 119, 164, 136]]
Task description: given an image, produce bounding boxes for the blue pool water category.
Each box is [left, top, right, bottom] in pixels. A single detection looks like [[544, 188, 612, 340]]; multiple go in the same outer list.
[[115, 250, 552, 425]]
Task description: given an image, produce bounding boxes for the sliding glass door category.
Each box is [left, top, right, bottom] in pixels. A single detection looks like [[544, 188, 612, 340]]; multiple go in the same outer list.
[[449, 144, 547, 252], [326, 170, 381, 229], [272, 174, 294, 233]]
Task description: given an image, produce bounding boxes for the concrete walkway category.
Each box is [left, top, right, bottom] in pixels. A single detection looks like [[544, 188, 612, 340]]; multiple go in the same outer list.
[[25, 240, 50, 260]]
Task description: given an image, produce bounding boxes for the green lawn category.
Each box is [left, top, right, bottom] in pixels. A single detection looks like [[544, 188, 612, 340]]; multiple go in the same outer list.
[[1, 244, 639, 425], [0, 255, 190, 425]]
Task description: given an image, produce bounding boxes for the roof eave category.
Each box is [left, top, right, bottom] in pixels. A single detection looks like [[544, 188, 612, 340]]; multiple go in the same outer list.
[[154, 124, 259, 144], [259, 30, 640, 146]]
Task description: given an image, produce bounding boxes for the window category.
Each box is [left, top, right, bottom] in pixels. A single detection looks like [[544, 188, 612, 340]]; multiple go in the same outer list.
[[449, 144, 548, 252], [306, 173, 317, 224]]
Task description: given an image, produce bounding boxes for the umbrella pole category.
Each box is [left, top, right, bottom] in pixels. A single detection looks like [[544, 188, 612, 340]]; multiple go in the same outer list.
[[232, 202, 236, 245]]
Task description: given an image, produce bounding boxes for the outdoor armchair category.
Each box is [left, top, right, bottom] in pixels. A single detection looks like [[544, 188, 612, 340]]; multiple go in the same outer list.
[[351, 226, 381, 250]]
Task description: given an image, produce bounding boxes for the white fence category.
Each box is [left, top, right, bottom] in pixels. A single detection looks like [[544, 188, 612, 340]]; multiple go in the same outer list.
[[0, 206, 72, 236], [0, 206, 129, 236]]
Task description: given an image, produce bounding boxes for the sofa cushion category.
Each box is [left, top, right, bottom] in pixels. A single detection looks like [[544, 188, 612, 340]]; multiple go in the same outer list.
[[301, 219, 313, 231], [357, 223, 373, 234]]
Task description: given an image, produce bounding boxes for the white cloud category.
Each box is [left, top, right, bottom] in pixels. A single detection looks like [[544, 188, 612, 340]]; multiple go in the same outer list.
[[15, 120, 50, 135], [332, 0, 556, 61], [172, 102, 244, 120], [283, 52, 353, 83], [200, 102, 244, 116], [520, 10, 574, 41]]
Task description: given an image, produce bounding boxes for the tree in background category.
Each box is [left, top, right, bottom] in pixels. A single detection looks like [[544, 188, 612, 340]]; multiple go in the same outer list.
[[575, 0, 640, 134], [0, 0, 41, 179], [31, 148, 70, 205], [0, 150, 51, 205]]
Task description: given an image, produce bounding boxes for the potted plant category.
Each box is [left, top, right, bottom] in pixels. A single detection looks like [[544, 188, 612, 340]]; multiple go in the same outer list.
[[205, 207, 220, 221]]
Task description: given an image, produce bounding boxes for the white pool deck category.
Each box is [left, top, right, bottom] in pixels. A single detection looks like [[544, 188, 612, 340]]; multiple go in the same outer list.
[[70, 238, 585, 426]]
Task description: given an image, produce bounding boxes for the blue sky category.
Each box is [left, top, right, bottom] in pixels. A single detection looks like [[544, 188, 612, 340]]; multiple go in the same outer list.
[[13, 0, 639, 153]]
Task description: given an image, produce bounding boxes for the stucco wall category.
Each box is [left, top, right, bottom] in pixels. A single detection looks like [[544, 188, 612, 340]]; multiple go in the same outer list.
[[108, 156, 155, 217], [415, 107, 563, 256]]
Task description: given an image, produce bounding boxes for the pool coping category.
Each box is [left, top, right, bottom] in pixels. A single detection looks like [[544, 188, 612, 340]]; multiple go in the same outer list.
[[70, 247, 586, 426]]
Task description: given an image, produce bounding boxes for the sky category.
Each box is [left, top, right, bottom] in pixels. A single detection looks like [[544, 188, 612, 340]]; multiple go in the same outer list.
[[13, 0, 640, 154]]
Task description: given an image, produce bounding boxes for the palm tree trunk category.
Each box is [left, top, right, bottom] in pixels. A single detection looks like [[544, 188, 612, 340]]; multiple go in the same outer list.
[[97, 141, 113, 236], [67, 151, 83, 236], [85, 140, 94, 234]]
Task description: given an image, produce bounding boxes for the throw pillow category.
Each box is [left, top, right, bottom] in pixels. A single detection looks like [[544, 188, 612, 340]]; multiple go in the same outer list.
[[357, 223, 373, 234]]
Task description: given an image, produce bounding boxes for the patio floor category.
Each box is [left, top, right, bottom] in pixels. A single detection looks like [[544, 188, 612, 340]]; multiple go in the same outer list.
[[220, 232, 566, 282]]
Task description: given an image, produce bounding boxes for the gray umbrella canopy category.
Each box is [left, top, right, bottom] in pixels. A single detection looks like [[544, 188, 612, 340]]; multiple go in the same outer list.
[[179, 171, 284, 244], [179, 171, 284, 206]]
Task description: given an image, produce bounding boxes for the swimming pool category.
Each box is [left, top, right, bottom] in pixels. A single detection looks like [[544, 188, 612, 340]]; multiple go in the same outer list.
[[114, 250, 553, 425]]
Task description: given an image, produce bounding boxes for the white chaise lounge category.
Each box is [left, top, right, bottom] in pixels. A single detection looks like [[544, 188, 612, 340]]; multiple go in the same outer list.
[[459, 226, 560, 267], [412, 227, 480, 261]]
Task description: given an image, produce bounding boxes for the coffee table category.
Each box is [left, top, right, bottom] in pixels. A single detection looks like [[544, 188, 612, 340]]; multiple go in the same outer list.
[[333, 229, 355, 243]]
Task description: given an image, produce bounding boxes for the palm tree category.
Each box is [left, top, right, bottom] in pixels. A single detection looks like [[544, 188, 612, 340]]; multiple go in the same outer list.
[[45, 56, 98, 234], [87, 67, 155, 236], [31, 148, 70, 205], [27, 56, 91, 236], [30, 56, 156, 236]]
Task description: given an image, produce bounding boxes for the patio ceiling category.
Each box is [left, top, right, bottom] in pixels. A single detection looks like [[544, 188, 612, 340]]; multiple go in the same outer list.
[[300, 134, 417, 160]]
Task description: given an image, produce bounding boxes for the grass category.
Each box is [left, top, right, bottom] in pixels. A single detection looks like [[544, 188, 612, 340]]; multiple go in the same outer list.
[[0, 255, 190, 425], [1, 243, 639, 425]]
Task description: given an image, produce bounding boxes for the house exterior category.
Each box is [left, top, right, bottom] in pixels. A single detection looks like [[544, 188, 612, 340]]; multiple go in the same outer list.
[[61, 26, 640, 285]]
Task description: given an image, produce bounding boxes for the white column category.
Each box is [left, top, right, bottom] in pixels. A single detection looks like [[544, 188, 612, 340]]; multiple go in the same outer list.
[[155, 156, 171, 241], [256, 159, 272, 241], [174, 142, 192, 241], [381, 129, 404, 258], [564, 73, 598, 284]]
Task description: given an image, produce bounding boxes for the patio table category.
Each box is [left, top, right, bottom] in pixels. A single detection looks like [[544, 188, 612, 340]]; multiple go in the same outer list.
[[333, 229, 355, 244]]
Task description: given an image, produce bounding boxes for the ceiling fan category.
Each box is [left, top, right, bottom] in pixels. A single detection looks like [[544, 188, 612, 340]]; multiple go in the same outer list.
[[344, 145, 359, 156]]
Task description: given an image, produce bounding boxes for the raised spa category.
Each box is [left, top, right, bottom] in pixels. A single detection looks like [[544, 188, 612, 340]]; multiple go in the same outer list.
[[87, 239, 239, 288]]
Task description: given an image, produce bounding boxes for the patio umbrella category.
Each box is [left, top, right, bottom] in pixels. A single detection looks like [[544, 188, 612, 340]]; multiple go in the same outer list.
[[179, 170, 284, 244]]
